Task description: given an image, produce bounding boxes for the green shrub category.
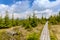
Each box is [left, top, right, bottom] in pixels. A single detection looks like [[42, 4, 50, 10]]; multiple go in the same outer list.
[[27, 33, 39, 40], [30, 20, 37, 27]]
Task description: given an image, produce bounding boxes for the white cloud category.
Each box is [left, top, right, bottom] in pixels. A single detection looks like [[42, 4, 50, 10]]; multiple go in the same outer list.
[[10, 1, 30, 13], [0, 0, 60, 19], [0, 4, 10, 18], [34, 0, 60, 8], [0, 1, 30, 19], [34, 9, 58, 19], [31, 0, 60, 18], [0, 4, 9, 13]]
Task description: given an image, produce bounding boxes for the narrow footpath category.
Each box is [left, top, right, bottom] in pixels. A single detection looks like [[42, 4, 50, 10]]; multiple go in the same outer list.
[[40, 21, 50, 40]]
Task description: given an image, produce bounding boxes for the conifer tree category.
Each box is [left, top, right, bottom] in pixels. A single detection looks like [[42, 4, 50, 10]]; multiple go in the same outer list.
[[0, 14, 2, 24], [15, 17, 20, 26], [0, 14, 3, 28], [11, 13, 16, 26], [30, 13, 37, 27], [4, 11, 10, 27]]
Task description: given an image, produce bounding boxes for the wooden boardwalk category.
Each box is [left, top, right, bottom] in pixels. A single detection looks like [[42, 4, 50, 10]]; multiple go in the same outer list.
[[40, 21, 50, 40]]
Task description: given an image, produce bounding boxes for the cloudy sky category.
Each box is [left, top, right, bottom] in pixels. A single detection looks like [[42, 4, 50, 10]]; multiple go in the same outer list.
[[0, 0, 60, 19]]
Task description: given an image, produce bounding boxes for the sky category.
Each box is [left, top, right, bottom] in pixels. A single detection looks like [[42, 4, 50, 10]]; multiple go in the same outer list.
[[0, 0, 60, 19]]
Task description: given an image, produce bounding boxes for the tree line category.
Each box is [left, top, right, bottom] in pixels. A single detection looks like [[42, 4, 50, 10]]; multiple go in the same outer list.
[[49, 12, 60, 25], [0, 11, 47, 29], [0, 11, 60, 29]]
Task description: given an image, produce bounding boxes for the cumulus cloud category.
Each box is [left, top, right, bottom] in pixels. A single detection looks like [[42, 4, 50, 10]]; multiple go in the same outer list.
[[31, 0, 60, 18], [10, 1, 30, 13], [34, 9, 58, 19], [34, 0, 60, 8], [0, 1, 30, 19], [0, 0, 60, 19], [32, 0, 60, 10]]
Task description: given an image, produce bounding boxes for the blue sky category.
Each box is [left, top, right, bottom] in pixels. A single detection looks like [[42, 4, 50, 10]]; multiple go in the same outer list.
[[0, 0, 34, 6], [0, 0, 60, 18], [0, 0, 56, 6], [0, 0, 21, 5], [49, 0, 56, 2]]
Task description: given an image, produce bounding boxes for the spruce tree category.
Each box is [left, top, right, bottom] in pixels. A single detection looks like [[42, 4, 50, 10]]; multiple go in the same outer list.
[[4, 11, 9, 27], [0, 14, 3, 28], [15, 17, 20, 26], [11, 13, 16, 26], [0, 14, 2, 24], [30, 13, 37, 27]]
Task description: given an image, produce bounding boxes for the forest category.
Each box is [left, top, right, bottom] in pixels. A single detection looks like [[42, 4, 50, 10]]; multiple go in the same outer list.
[[0, 11, 60, 29]]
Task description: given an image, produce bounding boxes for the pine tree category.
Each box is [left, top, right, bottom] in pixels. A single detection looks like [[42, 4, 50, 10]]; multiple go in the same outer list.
[[0, 14, 2, 24], [11, 13, 16, 26], [40, 15, 46, 24], [0, 14, 3, 28], [15, 17, 20, 26], [59, 11, 60, 16], [30, 13, 37, 27], [4, 11, 10, 27]]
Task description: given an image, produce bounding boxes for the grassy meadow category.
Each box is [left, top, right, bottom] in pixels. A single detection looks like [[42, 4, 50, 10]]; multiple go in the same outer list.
[[0, 11, 60, 40]]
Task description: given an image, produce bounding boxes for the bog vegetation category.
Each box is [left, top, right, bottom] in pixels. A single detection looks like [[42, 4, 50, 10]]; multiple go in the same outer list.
[[49, 12, 60, 25], [0, 11, 60, 40], [0, 11, 46, 29], [0, 11, 60, 29]]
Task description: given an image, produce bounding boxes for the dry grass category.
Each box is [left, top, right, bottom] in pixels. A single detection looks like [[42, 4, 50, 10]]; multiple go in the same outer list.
[[49, 25, 60, 40], [0, 24, 43, 40]]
